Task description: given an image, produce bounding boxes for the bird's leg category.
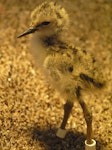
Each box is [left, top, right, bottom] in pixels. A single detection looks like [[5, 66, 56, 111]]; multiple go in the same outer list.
[[56, 101, 73, 138], [76, 87, 93, 144], [60, 101, 73, 129], [78, 98, 93, 144]]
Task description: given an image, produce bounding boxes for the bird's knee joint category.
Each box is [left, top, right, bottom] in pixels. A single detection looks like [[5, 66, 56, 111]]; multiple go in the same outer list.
[[84, 112, 92, 124], [64, 102, 73, 111]]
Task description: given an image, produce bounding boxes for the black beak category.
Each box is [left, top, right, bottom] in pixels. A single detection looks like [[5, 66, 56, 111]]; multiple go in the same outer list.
[[17, 27, 37, 38]]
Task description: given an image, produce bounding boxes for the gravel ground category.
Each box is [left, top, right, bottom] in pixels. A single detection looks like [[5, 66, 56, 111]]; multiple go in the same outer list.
[[0, 0, 112, 150]]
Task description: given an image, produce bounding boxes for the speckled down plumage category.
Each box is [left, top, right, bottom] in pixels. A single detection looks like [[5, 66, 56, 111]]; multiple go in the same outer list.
[[0, 0, 112, 150]]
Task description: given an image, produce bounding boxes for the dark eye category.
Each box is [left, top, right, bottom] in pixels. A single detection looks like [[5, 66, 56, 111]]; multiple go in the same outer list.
[[41, 21, 50, 25]]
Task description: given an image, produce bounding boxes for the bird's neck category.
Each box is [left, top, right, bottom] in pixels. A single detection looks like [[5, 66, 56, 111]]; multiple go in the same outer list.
[[40, 34, 66, 48]]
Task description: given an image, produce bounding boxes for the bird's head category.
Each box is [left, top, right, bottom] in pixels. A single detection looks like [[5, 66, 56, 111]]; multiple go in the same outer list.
[[17, 2, 69, 38]]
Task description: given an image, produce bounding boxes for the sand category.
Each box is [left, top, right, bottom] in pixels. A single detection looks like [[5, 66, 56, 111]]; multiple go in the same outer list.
[[0, 0, 112, 149]]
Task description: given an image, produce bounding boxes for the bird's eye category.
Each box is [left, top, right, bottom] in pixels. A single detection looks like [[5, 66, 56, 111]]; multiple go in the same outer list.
[[41, 21, 50, 25]]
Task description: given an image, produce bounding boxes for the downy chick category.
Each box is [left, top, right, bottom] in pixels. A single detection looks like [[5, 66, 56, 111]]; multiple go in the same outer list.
[[18, 2, 104, 144]]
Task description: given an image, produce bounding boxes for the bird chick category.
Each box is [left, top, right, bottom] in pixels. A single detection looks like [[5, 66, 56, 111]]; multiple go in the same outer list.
[[18, 2, 104, 144]]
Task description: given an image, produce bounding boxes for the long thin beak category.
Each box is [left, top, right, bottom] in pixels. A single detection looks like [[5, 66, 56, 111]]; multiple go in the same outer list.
[[17, 27, 37, 38]]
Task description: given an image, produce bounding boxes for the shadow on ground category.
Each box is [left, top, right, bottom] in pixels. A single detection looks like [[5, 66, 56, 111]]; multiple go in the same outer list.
[[30, 127, 103, 150]]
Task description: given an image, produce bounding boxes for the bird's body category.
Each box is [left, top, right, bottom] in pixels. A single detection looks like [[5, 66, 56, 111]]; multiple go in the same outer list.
[[18, 1, 104, 144], [31, 32, 103, 102]]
